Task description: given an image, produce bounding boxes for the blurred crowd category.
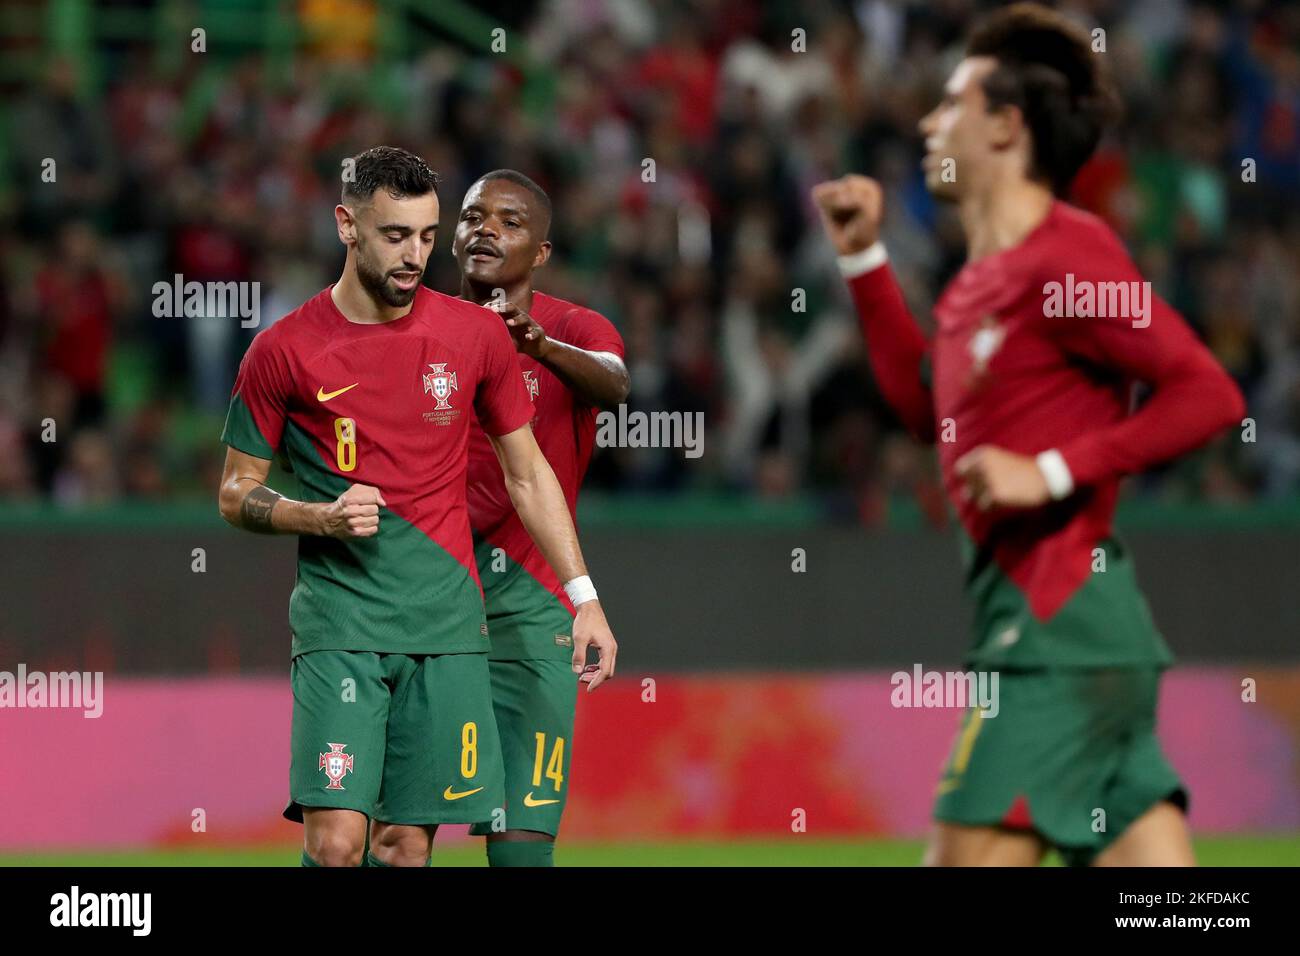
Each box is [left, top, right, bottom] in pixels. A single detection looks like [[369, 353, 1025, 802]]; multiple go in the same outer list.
[[2, 0, 1298, 522]]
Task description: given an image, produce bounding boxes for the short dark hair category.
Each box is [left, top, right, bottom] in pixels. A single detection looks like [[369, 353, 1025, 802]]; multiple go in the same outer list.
[[342, 146, 440, 205], [967, 3, 1117, 195], [470, 169, 552, 236]]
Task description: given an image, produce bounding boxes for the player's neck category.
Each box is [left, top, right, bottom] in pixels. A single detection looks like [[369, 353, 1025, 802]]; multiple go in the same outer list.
[[959, 178, 1055, 262], [332, 267, 413, 325], [460, 277, 534, 314]]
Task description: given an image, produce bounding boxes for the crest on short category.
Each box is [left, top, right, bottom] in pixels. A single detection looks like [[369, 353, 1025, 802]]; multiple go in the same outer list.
[[318, 742, 354, 790]]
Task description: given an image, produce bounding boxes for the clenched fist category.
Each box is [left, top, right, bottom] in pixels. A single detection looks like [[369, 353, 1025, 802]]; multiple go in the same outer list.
[[811, 174, 884, 256], [954, 446, 1050, 512], [319, 483, 387, 539]]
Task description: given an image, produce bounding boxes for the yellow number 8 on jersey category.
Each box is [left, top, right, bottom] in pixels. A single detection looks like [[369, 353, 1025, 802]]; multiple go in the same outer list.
[[334, 417, 357, 472]]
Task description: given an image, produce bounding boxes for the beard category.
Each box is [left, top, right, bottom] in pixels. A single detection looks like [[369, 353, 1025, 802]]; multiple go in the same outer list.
[[356, 237, 420, 308]]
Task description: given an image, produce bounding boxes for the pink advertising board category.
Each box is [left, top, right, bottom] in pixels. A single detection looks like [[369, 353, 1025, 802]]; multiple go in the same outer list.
[[2, 669, 1296, 850]]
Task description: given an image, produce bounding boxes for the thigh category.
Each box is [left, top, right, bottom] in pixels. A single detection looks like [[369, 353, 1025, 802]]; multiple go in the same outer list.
[[374, 652, 505, 826], [1092, 800, 1194, 867], [286, 651, 388, 822], [925, 822, 1047, 866], [368, 819, 438, 866], [470, 658, 578, 838], [303, 808, 369, 866]]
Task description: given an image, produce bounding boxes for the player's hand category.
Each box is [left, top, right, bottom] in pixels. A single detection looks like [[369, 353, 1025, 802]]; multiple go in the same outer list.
[[319, 483, 387, 538], [489, 301, 551, 359], [571, 600, 616, 692], [954, 446, 1050, 512], [811, 174, 884, 256]]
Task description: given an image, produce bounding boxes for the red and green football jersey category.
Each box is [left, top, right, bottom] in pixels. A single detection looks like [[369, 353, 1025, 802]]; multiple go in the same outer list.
[[845, 201, 1245, 668], [221, 285, 535, 658], [466, 293, 625, 660]]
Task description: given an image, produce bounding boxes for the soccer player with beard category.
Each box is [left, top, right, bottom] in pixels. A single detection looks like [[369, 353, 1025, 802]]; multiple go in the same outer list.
[[217, 147, 616, 867], [813, 4, 1244, 866], [452, 170, 629, 867]]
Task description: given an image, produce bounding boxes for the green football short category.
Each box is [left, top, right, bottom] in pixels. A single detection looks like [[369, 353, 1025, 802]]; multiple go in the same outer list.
[[468, 658, 578, 838], [285, 650, 504, 826], [932, 667, 1186, 866]]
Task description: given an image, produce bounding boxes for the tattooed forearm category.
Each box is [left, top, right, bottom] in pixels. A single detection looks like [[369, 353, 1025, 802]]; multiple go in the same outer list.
[[240, 485, 283, 533]]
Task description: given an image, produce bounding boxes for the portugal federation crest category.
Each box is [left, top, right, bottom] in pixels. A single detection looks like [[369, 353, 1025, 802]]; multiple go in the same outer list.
[[523, 369, 540, 400], [318, 742, 354, 790], [965, 314, 1006, 389], [423, 363, 458, 410], [969, 315, 1005, 370]]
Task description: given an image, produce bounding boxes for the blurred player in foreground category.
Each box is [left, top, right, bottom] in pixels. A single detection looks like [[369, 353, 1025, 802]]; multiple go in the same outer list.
[[813, 4, 1244, 866], [217, 147, 616, 866], [454, 170, 627, 866]]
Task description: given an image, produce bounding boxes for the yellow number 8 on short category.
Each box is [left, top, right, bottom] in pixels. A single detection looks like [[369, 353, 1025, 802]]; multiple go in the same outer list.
[[460, 721, 477, 778]]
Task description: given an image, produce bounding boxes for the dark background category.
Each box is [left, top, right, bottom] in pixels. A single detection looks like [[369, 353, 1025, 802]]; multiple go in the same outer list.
[[3, 512, 1295, 671]]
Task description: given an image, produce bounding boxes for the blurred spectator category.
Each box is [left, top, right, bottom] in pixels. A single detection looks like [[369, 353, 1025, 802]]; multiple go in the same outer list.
[[33, 220, 128, 430], [10, 58, 116, 236]]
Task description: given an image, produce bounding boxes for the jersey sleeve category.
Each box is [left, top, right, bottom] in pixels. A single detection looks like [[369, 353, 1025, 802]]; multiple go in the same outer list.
[[1036, 227, 1246, 488], [845, 261, 937, 443], [559, 306, 626, 359], [474, 314, 536, 437], [220, 327, 291, 459]]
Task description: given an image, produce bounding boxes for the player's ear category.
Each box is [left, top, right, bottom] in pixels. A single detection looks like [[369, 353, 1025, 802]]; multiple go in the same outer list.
[[335, 204, 358, 245], [533, 240, 552, 270], [989, 103, 1024, 150]]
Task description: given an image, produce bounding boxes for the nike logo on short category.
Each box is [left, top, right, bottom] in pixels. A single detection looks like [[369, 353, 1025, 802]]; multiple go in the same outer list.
[[443, 785, 484, 801], [317, 383, 359, 402], [523, 792, 560, 807]]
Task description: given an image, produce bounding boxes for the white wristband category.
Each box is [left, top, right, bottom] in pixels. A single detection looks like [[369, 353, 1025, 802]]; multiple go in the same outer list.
[[1036, 449, 1075, 501], [837, 241, 888, 278], [563, 575, 598, 607]]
